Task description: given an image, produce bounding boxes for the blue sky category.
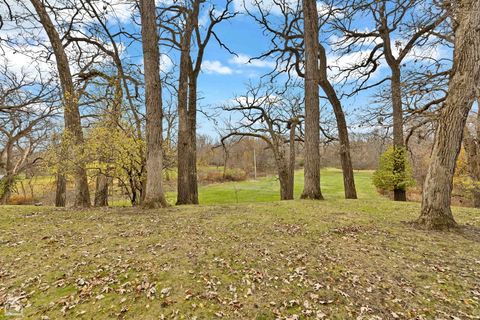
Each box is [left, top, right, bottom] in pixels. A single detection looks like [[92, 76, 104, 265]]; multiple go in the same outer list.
[[0, 0, 453, 138]]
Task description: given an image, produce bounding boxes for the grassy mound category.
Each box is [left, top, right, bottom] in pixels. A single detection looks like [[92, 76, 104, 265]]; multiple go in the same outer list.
[[1, 199, 479, 319]]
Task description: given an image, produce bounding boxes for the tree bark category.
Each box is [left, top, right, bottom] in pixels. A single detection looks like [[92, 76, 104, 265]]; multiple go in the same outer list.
[[279, 166, 293, 200], [418, 0, 480, 230], [301, 0, 323, 200], [176, 6, 198, 206], [139, 0, 167, 208], [187, 75, 199, 204], [391, 67, 407, 201], [462, 106, 480, 207], [55, 173, 67, 207], [0, 175, 14, 204], [288, 119, 298, 200], [30, 0, 90, 207], [94, 172, 109, 207]]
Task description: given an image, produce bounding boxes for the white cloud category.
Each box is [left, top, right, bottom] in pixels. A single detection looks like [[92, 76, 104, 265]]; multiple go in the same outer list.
[[202, 60, 233, 75], [229, 54, 276, 69], [234, 0, 299, 15]]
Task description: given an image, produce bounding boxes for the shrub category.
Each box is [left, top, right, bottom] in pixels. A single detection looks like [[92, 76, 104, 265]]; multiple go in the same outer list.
[[224, 168, 247, 182], [373, 146, 415, 192], [204, 168, 247, 183], [7, 195, 38, 205]]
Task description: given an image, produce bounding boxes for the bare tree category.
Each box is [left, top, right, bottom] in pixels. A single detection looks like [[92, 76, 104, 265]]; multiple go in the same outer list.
[[301, 0, 323, 199], [0, 66, 58, 203], [139, 0, 167, 208], [417, 0, 480, 230], [246, 0, 357, 199], [30, 0, 91, 207], [160, 0, 236, 205], [333, 0, 449, 201], [221, 83, 302, 200]]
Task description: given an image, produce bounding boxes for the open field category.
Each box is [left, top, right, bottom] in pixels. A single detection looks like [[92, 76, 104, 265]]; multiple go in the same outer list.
[[107, 169, 376, 206], [13, 169, 377, 207], [1, 190, 480, 318]]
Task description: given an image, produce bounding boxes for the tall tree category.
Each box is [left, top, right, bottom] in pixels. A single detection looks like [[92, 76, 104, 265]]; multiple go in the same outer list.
[[247, 0, 357, 199], [221, 83, 303, 200], [30, 0, 91, 207], [139, 0, 167, 208], [301, 0, 323, 200], [334, 0, 448, 201], [160, 0, 235, 205], [417, 0, 480, 229]]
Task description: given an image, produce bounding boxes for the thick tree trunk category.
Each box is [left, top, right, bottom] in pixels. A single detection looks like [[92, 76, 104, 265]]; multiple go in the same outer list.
[[418, 0, 480, 230], [472, 190, 480, 208], [55, 173, 67, 207], [0, 175, 14, 205], [94, 173, 109, 207], [279, 167, 293, 200], [139, 0, 167, 208], [301, 0, 323, 200], [30, 0, 90, 207], [176, 28, 194, 205]]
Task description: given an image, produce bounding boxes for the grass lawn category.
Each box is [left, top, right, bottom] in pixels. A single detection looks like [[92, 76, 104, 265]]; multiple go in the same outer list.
[[1, 172, 480, 319], [163, 168, 377, 206]]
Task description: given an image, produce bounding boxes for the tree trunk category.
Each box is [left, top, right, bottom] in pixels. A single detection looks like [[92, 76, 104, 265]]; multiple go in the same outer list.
[[30, 0, 90, 207], [94, 172, 109, 207], [279, 167, 293, 200], [176, 27, 194, 205], [288, 120, 298, 200], [139, 0, 167, 208], [418, 0, 480, 230], [301, 0, 323, 200], [462, 107, 480, 207], [187, 75, 199, 204], [0, 175, 14, 204], [472, 190, 480, 208], [55, 173, 67, 207], [318, 72, 357, 199], [390, 66, 407, 201]]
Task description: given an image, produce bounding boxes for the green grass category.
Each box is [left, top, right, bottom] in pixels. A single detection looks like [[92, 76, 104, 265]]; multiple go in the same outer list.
[[190, 168, 377, 205], [1, 176, 480, 318], [108, 168, 377, 207]]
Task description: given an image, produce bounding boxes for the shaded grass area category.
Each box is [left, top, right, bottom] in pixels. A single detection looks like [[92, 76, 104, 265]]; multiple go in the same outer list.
[[1, 199, 479, 319]]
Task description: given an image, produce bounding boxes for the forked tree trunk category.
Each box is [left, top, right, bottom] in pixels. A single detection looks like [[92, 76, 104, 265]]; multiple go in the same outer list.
[[95, 76, 122, 207], [378, 2, 407, 202], [139, 0, 167, 208], [301, 0, 323, 200], [55, 173, 67, 207], [30, 0, 90, 207], [418, 0, 480, 230]]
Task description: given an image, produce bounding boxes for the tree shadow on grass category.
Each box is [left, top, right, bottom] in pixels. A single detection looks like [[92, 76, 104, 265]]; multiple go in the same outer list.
[[456, 224, 480, 243]]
